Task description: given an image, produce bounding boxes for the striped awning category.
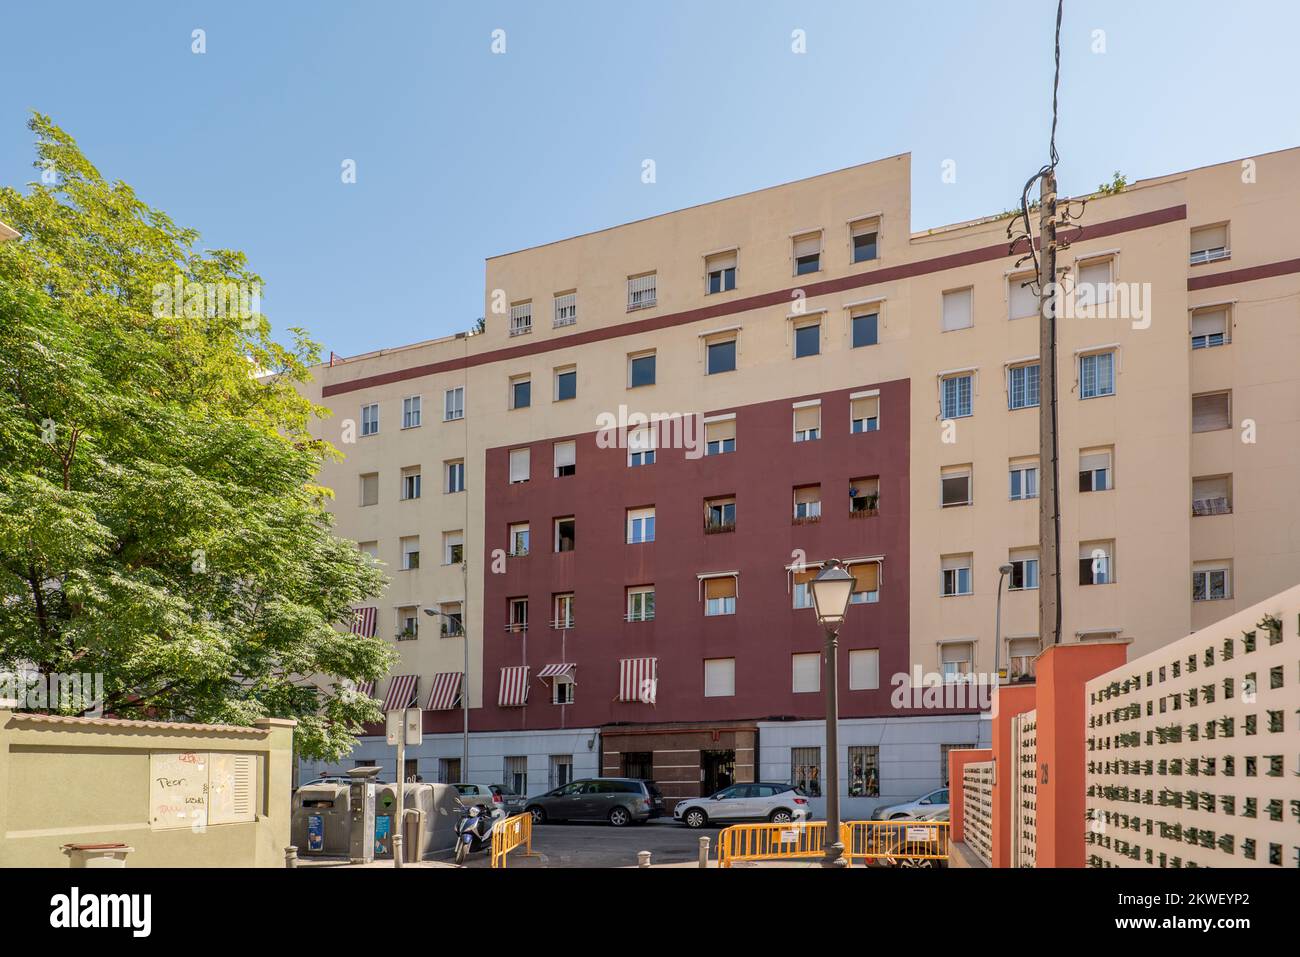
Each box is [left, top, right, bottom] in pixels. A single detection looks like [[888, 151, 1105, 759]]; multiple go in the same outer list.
[[537, 663, 576, 680], [498, 666, 530, 707], [618, 657, 658, 704], [351, 607, 378, 637], [353, 680, 375, 698], [426, 672, 463, 711], [383, 674, 418, 712]]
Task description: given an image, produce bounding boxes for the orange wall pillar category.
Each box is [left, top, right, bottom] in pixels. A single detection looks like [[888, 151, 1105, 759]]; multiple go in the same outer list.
[[947, 747, 992, 842], [1034, 639, 1130, 868], [990, 683, 1037, 868]]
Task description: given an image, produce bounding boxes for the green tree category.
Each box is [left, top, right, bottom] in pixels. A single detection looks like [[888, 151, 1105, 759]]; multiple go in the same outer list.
[[0, 114, 391, 759]]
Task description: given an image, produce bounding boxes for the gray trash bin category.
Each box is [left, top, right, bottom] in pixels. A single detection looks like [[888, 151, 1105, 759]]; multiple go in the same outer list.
[[291, 783, 352, 857], [373, 783, 461, 861]]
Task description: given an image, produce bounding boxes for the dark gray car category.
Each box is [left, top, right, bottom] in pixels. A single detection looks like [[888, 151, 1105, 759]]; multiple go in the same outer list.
[[526, 777, 664, 827]]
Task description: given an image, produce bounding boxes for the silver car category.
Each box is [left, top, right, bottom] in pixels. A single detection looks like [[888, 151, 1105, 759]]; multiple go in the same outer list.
[[453, 783, 525, 817], [673, 782, 810, 828], [870, 786, 949, 820]]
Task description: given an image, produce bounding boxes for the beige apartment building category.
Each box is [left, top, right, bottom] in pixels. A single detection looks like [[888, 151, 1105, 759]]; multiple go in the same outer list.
[[298, 149, 1300, 814]]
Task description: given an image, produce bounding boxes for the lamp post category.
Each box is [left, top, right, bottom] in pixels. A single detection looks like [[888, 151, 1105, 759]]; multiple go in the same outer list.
[[994, 564, 1013, 686], [809, 559, 856, 868], [424, 607, 470, 778]]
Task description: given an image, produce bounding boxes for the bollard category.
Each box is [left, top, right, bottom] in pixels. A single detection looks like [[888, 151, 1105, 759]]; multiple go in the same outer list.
[[285, 846, 299, 869], [698, 836, 711, 869], [637, 850, 652, 868]]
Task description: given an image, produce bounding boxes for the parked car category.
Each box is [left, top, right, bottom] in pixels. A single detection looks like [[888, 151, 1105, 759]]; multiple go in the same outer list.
[[673, 782, 810, 828], [878, 808, 949, 868], [526, 778, 664, 827], [870, 787, 950, 820], [453, 783, 526, 817]]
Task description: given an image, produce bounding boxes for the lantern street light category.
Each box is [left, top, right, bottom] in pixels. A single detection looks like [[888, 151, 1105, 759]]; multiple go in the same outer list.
[[809, 558, 856, 868]]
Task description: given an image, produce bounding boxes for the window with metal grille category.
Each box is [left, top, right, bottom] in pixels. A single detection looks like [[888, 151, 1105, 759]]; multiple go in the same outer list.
[[553, 292, 577, 327], [848, 746, 880, 797], [941, 374, 973, 418], [508, 301, 532, 336], [627, 273, 657, 310], [791, 746, 821, 797], [1008, 363, 1040, 409], [1079, 351, 1115, 399], [503, 756, 528, 795]]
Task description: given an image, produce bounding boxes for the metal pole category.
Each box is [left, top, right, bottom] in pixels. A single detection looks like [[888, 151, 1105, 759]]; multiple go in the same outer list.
[[821, 624, 847, 867], [1038, 169, 1062, 648], [394, 733, 404, 868], [994, 566, 1010, 685], [463, 561, 470, 779]]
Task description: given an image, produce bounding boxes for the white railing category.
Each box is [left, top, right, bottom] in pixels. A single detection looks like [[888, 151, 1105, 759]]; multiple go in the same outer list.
[[1191, 496, 1231, 516], [509, 303, 532, 337], [1085, 585, 1300, 868], [1189, 246, 1229, 265], [962, 760, 995, 867], [1014, 711, 1038, 868], [553, 293, 576, 327]]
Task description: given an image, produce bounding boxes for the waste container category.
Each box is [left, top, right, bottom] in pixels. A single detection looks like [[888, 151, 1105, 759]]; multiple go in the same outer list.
[[373, 783, 461, 861], [291, 782, 352, 857], [347, 766, 382, 864], [63, 843, 134, 868]]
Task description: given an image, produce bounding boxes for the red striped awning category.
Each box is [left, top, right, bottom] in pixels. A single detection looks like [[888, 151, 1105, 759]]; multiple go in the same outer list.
[[538, 663, 576, 680], [618, 657, 658, 704], [426, 672, 463, 711], [383, 674, 418, 712], [351, 607, 378, 637], [353, 680, 375, 698], [498, 666, 530, 707]]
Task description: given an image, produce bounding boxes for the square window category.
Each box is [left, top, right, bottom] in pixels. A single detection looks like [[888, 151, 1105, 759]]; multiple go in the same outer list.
[[1009, 459, 1039, 500], [552, 677, 575, 705], [1079, 541, 1114, 585], [402, 396, 422, 429], [510, 375, 531, 409], [1190, 224, 1229, 265], [553, 291, 577, 327], [1008, 548, 1039, 590], [553, 593, 575, 629], [443, 531, 464, 565], [849, 477, 880, 515], [941, 374, 973, 419], [1191, 306, 1230, 349], [554, 517, 575, 553], [1192, 391, 1231, 432], [508, 301, 532, 337], [849, 561, 880, 603], [1076, 258, 1114, 306], [508, 447, 531, 484], [1009, 273, 1038, 320], [626, 586, 655, 622], [941, 467, 972, 507], [627, 507, 656, 544], [791, 746, 821, 796], [851, 219, 879, 264], [704, 496, 735, 533], [940, 642, 974, 681], [444, 387, 464, 421], [704, 658, 736, 697], [793, 232, 821, 275], [1192, 475, 1232, 516], [703, 576, 736, 616], [508, 523, 530, 557], [705, 251, 737, 294], [707, 338, 736, 375], [445, 460, 465, 493], [627, 427, 656, 467], [792, 653, 820, 693], [705, 416, 736, 455], [1079, 448, 1113, 492], [628, 352, 656, 388], [851, 394, 879, 433], [793, 403, 820, 442], [1008, 363, 1040, 410], [507, 598, 529, 633], [941, 288, 973, 332], [851, 311, 878, 348], [400, 467, 422, 501], [360, 472, 379, 507], [553, 440, 576, 478], [793, 485, 821, 522], [941, 555, 972, 596], [361, 403, 379, 436], [627, 273, 657, 310], [847, 745, 880, 797], [554, 367, 577, 402], [439, 601, 463, 637], [1192, 563, 1231, 601], [794, 321, 820, 358], [401, 536, 420, 571], [1079, 351, 1115, 399]]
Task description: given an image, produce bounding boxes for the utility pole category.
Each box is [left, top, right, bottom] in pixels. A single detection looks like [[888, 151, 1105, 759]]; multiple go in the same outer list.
[[1038, 170, 1062, 647]]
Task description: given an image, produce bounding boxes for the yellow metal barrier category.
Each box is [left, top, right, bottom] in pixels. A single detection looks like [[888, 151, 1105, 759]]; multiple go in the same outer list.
[[842, 819, 949, 865], [716, 820, 949, 868], [489, 812, 536, 868], [716, 821, 832, 868]]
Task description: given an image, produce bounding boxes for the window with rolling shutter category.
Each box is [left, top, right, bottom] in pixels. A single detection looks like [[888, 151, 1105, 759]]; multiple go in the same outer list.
[[850, 218, 879, 263], [1079, 448, 1113, 492], [508, 447, 530, 483], [1190, 307, 1229, 349], [848, 649, 879, 690], [704, 658, 736, 697], [1076, 258, 1113, 305], [1192, 391, 1231, 432], [1190, 224, 1229, 264], [941, 466, 972, 507], [1009, 272, 1038, 319], [941, 555, 972, 596], [793, 232, 821, 275], [792, 653, 820, 693], [792, 567, 816, 608], [941, 288, 973, 331], [940, 642, 974, 681], [360, 473, 378, 507], [705, 250, 737, 294], [851, 394, 879, 433], [703, 576, 737, 616], [793, 403, 820, 442], [849, 562, 879, 603], [705, 416, 736, 455], [1079, 540, 1114, 585], [553, 440, 575, 477], [1192, 475, 1232, 515], [1008, 637, 1041, 679], [793, 485, 821, 521]]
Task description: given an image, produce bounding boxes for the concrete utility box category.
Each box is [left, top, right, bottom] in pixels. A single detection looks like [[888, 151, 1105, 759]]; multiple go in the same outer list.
[[347, 766, 382, 864], [291, 783, 351, 857], [372, 783, 460, 861]]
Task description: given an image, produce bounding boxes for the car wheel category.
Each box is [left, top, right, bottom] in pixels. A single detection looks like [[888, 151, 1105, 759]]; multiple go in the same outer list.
[[683, 807, 708, 829], [608, 806, 632, 827], [768, 809, 794, 824], [528, 806, 547, 825], [897, 856, 937, 869]]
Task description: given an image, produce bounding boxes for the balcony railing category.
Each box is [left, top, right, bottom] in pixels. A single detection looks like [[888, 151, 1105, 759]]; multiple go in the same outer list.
[[704, 520, 736, 535], [1191, 496, 1231, 516], [1189, 246, 1229, 266], [505, 622, 528, 634], [551, 618, 575, 630]]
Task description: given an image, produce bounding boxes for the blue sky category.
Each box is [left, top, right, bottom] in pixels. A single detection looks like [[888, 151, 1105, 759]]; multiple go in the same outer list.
[[3, 1, 1297, 357]]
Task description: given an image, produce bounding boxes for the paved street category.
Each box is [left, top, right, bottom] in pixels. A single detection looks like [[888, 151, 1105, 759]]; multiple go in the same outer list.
[[461, 819, 715, 869]]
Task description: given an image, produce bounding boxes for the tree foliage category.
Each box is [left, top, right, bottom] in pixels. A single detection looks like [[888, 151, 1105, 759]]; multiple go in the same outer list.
[[0, 114, 391, 759]]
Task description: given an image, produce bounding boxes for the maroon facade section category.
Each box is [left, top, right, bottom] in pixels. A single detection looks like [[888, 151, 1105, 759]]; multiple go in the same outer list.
[[440, 378, 912, 734]]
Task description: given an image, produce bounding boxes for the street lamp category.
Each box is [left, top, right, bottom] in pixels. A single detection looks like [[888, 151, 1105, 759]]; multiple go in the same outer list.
[[994, 564, 1013, 686], [809, 558, 855, 868], [424, 607, 470, 780]]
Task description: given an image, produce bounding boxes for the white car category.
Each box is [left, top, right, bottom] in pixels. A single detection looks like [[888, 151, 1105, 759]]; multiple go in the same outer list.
[[870, 787, 950, 820], [674, 782, 810, 828]]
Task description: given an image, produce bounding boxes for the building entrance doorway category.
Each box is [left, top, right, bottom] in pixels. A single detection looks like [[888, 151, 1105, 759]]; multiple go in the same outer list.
[[701, 749, 735, 795]]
